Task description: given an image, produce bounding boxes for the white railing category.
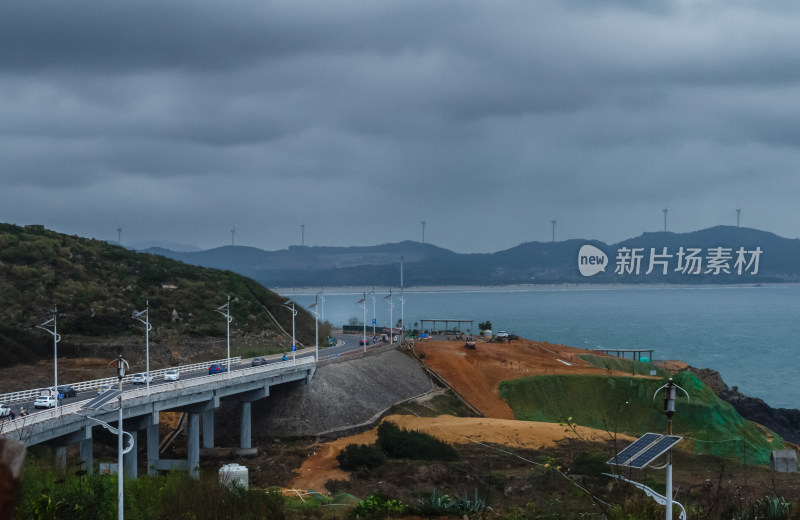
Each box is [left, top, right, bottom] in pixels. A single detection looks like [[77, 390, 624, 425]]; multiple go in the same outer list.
[[0, 357, 242, 405], [0, 357, 315, 437]]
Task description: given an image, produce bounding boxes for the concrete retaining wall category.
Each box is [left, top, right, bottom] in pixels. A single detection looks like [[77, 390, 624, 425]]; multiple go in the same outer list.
[[218, 349, 435, 438]]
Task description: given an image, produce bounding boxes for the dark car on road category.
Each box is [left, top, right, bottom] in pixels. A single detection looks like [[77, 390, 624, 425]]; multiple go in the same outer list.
[[208, 363, 228, 374], [251, 357, 267, 366], [57, 385, 77, 398]]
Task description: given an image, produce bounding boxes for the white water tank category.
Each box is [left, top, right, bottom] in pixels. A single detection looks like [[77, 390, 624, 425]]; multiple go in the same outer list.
[[219, 463, 249, 489]]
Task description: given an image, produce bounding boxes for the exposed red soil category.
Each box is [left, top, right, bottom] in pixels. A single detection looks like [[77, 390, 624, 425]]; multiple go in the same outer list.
[[414, 337, 651, 418]]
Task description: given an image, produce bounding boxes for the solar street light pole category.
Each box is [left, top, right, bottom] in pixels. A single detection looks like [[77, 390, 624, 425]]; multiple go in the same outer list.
[[659, 378, 688, 520]]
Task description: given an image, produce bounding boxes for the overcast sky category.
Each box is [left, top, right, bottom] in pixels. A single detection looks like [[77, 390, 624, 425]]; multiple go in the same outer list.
[[2, 1, 799, 253]]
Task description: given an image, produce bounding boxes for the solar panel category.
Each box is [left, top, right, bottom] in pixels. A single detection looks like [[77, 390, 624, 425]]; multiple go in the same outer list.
[[83, 390, 121, 411], [607, 432, 661, 466], [607, 433, 682, 469], [627, 435, 682, 469]]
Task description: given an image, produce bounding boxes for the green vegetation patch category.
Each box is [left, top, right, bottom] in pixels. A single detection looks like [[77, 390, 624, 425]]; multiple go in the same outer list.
[[377, 421, 458, 461], [499, 371, 783, 464], [0, 223, 324, 368], [579, 354, 670, 377]]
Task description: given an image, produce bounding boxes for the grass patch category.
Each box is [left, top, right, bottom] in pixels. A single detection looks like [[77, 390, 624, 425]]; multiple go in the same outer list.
[[499, 371, 783, 464], [580, 354, 670, 377]]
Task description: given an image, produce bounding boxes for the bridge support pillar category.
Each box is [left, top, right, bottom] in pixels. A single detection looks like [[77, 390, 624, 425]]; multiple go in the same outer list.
[[188, 412, 200, 479], [124, 430, 138, 479], [202, 409, 215, 449], [147, 412, 159, 476], [80, 425, 94, 474], [240, 402, 251, 450], [55, 446, 67, 472]]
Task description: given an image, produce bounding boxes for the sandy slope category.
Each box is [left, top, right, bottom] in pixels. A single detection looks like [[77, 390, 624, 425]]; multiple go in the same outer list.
[[289, 414, 633, 492]]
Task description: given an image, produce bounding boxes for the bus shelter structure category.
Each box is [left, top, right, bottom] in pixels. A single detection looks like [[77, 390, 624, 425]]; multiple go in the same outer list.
[[419, 319, 474, 334]]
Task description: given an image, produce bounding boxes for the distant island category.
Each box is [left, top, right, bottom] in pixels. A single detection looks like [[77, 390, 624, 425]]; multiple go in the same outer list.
[[143, 226, 800, 287]]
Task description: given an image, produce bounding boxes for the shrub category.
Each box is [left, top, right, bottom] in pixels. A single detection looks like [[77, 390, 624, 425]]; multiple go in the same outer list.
[[349, 492, 406, 520], [337, 443, 387, 471], [376, 421, 458, 461]]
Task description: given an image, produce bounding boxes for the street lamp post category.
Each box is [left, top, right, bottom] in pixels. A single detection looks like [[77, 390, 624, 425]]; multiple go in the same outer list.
[[370, 287, 376, 340], [36, 306, 61, 412], [356, 294, 367, 352], [400, 257, 405, 342], [283, 301, 297, 363], [216, 295, 233, 378], [384, 289, 394, 345], [308, 296, 320, 362], [132, 301, 152, 395]]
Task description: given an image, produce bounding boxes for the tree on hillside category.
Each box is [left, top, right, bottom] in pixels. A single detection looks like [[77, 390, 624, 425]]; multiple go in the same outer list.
[[478, 321, 492, 332]]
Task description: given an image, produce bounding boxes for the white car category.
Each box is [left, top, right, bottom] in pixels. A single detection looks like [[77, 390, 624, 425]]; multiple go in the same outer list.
[[132, 373, 154, 384], [496, 330, 509, 338], [164, 369, 180, 381], [34, 395, 57, 409], [0, 403, 11, 417]]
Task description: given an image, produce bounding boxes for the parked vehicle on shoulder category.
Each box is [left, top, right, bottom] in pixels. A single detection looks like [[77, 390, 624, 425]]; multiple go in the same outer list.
[[164, 369, 180, 381], [496, 330, 509, 339], [34, 395, 57, 409], [0, 403, 11, 417], [251, 357, 266, 367], [132, 373, 154, 385], [208, 364, 228, 374]]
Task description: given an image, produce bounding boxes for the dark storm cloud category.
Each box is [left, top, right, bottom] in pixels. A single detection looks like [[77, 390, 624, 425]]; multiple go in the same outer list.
[[2, 0, 800, 252]]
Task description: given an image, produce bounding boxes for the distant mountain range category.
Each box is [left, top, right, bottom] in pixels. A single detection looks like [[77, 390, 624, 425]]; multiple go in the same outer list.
[[143, 226, 800, 287]]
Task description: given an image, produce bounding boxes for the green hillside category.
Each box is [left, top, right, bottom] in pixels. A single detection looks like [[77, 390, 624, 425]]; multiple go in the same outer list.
[[499, 371, 784, 464], [0, 223, 320, 368]]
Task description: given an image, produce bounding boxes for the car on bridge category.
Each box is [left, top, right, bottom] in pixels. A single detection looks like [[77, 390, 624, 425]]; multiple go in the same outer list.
[[208, 364, 228, 374], [0, 403, 11, 417], [53, 385, 77, 398], [132, 373, 154, 384], [97, 384, 113, 394], [164, 369, 180, 381], [251, 357, 267, 366], [34, 395, 57, 409]]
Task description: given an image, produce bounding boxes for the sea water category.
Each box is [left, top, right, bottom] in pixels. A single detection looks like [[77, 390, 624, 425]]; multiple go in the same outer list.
[[285, 285, 800, 410]]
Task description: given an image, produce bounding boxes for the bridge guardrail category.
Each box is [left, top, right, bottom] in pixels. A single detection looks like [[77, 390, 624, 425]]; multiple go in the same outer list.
[[0, 357, 242, 405], [0, 357, 315, 436]]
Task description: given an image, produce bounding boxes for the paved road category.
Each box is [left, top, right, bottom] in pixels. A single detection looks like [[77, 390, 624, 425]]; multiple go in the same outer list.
[[5, 333, 376, 417]]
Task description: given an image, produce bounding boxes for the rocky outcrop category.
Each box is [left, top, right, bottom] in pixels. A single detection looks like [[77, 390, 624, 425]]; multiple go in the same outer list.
[[691, 367, 800, 445]]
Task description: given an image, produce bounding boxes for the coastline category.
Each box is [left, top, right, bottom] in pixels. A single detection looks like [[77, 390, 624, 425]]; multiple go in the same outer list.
[[275, 282, 799, 296]]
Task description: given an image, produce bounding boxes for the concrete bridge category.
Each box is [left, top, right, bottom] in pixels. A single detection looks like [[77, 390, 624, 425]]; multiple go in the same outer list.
[[0, 357, 316, 478]]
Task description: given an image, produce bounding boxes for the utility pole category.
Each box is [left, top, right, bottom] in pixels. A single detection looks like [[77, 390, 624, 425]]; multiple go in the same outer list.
[[736, 208, 741, 227], [231, 227, 236, 247], [421, 220, 426, 244], [117, 227, 122, 245], [301, 223, 305, 246], [551, 220, 556, 243], [663, 208, 668, 232]]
